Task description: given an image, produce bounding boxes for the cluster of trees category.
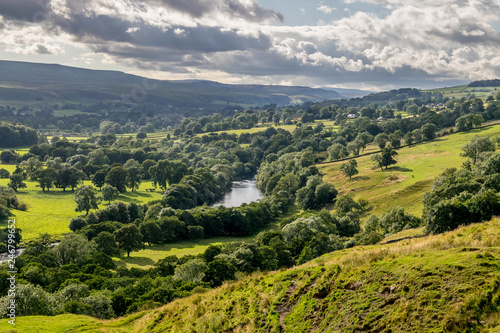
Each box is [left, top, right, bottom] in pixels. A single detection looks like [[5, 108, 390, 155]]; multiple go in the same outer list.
[[0, 186, 24, 251], [0, 122, 38, 148], [0, 186, 27, 222], [70, 197, 276, 250], [257, 149, 337, 211], [424, 136, 500, 233]]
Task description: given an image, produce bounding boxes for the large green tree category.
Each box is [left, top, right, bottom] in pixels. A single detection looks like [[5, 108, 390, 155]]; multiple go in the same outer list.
[[74, 185, 101, 215], [114, 224, 144, 257], [105, 166, 129, 192], [372, 147, 398, 170], [150, 160, 190, 191], [7, 174, 27, 192], [101, 184, 119, 204], [461, 135, 496, 165], [340, 159, 358, 179], [33, 168, 57, 192]]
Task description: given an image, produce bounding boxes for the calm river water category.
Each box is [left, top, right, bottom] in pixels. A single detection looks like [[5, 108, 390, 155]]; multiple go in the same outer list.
[[212, 177, 264, 208]]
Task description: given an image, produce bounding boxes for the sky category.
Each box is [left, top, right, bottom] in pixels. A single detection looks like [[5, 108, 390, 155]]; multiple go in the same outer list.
[[0, 0, 499, 90]]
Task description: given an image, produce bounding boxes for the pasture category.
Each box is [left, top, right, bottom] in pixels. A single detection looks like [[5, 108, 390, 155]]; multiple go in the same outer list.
[[319, 124, 500, 218], [0, 172, 163, 242]]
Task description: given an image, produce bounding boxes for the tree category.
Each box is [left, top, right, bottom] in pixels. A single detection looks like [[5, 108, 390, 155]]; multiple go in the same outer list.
[[347, 140, 362, 156], [105, 166, 129, 192], [380, 146, 398, 169], [372, 147, 398, 170], [371, 154, 384, 171], [93, 231, 120, 256], [327, 143, 348, 161], [461, 135, 496, 165], [187, 225, 204, 239], [421, 123, 437, 140], [141, 159, 157, 179], [126, 166, 141, 192], [56, 167, 86, 191], [139, 221, 163, 246], [0, 168, 9, 179], [203, 258, 236, 287], [101, 184, 119, 204], [114, 224, 144, 257], [406, 104, 418, 116], [356, 132, 373, 152], [340, 159, 358, 179], [8, 174, 27, 192], [373, 133, 389, 149], [404, 131, 414, 146], [51, 233, 95, 266], [19, 157, 42, 179], [33, 168, 57, 192], [92, 169, 107, 190], [74, 185, 101, 215], [0, 150, 18, 163], [69, 217, 87, 231], [174, 259, 207, 283], [150, 160, 190, 190]]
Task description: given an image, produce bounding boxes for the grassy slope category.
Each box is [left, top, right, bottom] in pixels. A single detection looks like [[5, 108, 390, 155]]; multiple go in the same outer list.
[[319, 124, 500, 217], [4, 218, 500, 332], [427, 85, 499, 99]]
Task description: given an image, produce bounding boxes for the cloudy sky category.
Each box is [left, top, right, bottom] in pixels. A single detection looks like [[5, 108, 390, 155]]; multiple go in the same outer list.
[[0, 0, 499, 90]]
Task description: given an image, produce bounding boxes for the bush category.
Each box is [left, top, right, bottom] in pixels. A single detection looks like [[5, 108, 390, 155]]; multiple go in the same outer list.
[[69, 217, 88, 232]]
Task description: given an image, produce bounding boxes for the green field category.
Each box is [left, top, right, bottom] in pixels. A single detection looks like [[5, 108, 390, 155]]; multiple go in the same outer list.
[[0, 173, 163, 242], [319, 124, 500, 218], [115, 234, 271, 269], [4, 217, 500, 332], [427, 85, 499, 99]]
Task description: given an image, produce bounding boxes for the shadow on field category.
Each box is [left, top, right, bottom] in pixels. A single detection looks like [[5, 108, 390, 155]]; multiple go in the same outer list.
[[117, 191, 155, 203], [391, 166, 413, 172], [351, 176, 370, 181], [117, 256, 155, 267]]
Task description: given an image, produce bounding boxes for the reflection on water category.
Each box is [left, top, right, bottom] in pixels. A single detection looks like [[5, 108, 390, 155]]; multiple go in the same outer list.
[[212, 178, 264, 208]]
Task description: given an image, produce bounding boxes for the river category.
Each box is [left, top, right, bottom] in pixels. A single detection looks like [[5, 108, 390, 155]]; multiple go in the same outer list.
[[212, 177, 264, 208]]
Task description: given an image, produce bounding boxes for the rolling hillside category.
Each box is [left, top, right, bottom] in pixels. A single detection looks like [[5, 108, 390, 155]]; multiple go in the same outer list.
[[3, 218, 500, 332], [0, 61, 348, 108]]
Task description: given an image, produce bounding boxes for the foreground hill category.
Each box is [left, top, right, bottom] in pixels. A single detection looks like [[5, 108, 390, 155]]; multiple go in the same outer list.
[[0, 60, 346, 108], [4, 218, 500, 332]]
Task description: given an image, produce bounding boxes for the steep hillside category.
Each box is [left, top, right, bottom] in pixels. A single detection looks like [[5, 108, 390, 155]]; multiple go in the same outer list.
[[0, 60, 345, 107], [4, 218, 500, 332]]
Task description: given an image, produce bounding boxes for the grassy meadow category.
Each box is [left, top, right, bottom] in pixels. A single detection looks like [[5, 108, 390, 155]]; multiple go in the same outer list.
[[319, 124, 500, 218], [0, 169, 163, 242], [427, 85, 500, 99]]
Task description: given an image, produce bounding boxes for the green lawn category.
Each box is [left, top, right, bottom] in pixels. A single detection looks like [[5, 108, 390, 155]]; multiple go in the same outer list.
[[319, 124, 500, 218]]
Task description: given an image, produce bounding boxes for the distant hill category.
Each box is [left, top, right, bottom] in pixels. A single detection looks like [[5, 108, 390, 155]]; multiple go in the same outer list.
[[468, 79, 500, 87], [0, 61, 348, 108], [321, 87, 374, 99]]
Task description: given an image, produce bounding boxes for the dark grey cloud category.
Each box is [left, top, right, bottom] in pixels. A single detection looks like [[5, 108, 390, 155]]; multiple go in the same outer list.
[[36, 44, 51, 54], [0, 0, 52, 22], [224, 0, 283, 22], [51, 13, 271, 56], [429, 23, 500, 45], [151, 0, 283, 22]]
